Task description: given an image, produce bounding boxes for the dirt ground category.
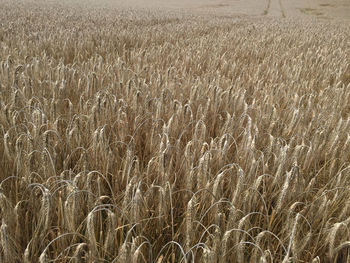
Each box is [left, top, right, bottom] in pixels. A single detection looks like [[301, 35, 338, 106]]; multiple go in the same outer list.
[[73, 0, 350, 20]]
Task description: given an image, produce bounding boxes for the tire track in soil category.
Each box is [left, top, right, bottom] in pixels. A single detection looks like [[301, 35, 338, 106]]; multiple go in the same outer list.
[[265, 0, 285, 17]]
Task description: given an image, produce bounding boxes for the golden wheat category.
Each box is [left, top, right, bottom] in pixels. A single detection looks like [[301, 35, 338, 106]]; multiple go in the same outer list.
[[0, 0, 350, 262]]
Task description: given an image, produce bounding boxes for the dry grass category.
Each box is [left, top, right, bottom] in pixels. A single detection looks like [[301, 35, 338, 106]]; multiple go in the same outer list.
[[1, 1, 350, 262]]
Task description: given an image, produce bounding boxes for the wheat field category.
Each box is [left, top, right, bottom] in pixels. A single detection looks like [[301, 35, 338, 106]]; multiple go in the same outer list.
[[1, 1, 350, 262]]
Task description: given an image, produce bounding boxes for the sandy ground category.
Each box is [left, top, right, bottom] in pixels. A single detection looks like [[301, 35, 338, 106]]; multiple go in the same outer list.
[[72, 0, 350, 20]]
